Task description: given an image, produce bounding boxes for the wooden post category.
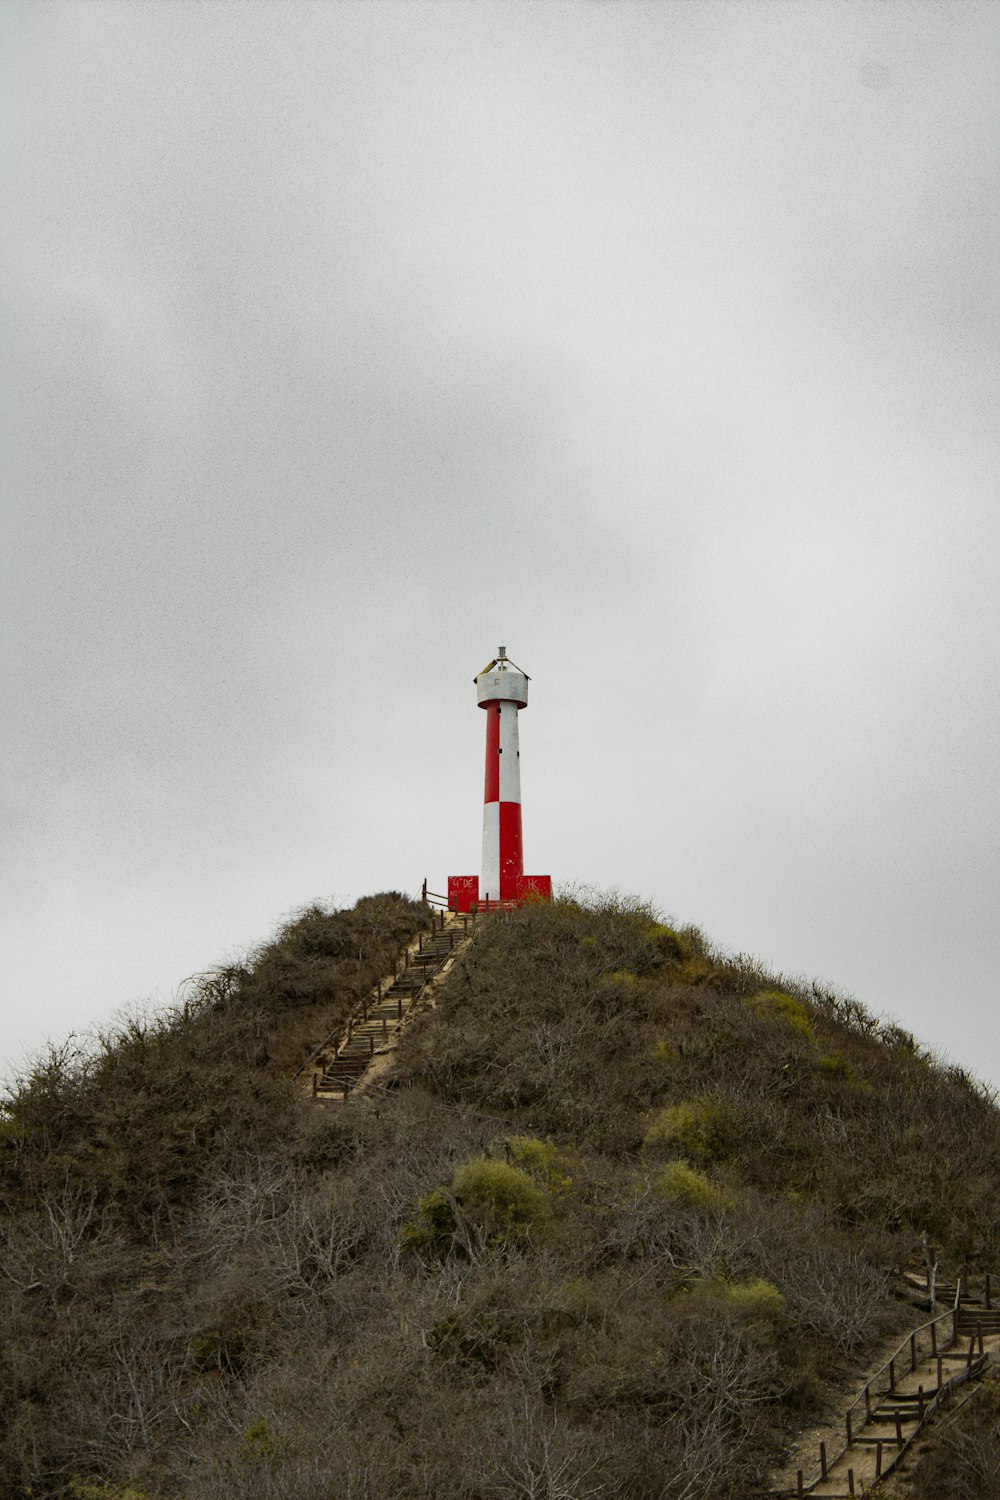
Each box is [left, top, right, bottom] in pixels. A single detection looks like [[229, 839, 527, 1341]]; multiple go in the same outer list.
[[895, 1412, 903, 1446], [846, 1408, 853, 1445], [864, 1385, 872, 1421], [918, 1385, 925, 1420], [369, 1034, 374, 1056], [311, 1073, 318, 1097], [889, 1357, 895, 1394], [931, 1320, 938, 1357], [937, 1356, 943, 1389], [796, 1470, 803, 1500], [342, 1082, 349, 1100], [978, 1324, 985, 1356], [397, 994, 402, 1019], [347, 1019, 353, 1043], [910, 1332, 917, 1371], [967, 1335, 976, 1370], [819, 1441, 827, 1479], [382, 1017, 387, 1041], [875, 1440, 883, 1480], [848, 1468, 855, 1497]]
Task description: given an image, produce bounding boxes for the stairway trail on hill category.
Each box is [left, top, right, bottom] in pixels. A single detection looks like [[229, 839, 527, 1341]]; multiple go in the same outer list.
[[299, 907, 999, 1494], [301, 909, 473, 1101], [768, 1271, 1000, 1498]]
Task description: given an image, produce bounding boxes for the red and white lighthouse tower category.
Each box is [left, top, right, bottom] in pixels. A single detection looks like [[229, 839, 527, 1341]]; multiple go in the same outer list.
[[448, 648, 551, 913]]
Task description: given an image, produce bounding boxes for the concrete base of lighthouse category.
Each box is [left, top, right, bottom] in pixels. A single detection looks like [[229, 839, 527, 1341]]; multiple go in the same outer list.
[[447, 874, 552, 915]]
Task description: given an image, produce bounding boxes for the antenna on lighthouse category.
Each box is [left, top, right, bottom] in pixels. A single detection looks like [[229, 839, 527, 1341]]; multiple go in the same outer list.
[[448, 650, 552, 914]]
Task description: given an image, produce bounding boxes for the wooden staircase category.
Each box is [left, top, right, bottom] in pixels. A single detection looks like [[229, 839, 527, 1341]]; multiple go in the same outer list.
[[305, 911, 472, 1100], [773, 1272, 1000, 1498]]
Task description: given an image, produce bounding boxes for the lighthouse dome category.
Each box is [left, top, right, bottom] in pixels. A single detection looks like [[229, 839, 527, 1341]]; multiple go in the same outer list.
[[477, 668, 528, 709]]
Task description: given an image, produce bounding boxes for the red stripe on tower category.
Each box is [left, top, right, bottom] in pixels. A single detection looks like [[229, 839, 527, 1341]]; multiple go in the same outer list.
[[497, 801, 523, 896], [484, 700, 501, 804]]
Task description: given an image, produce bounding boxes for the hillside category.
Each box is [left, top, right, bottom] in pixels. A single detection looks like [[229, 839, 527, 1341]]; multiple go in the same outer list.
[[2, 892, 999, 1500]]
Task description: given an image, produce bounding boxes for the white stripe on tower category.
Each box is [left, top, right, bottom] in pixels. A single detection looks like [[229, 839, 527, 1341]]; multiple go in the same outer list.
[[498, 701, 521, 802], [481, 801, 501, 904]]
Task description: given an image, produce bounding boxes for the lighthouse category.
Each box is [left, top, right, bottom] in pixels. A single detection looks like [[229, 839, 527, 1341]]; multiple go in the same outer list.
[[448, 648, 552, 913]]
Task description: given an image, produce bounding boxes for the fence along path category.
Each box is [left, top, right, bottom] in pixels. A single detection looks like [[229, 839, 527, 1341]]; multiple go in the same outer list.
[[299, 905, 474, 1101], [769, 1269, 1000, 1498]]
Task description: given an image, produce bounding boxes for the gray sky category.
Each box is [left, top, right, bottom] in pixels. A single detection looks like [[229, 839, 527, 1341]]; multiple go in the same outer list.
[[3, 1, 999, 1090]]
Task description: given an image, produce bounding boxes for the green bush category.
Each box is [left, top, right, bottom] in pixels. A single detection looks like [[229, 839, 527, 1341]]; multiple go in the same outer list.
[[750, 989, 815, 1040], [654, 1161, 733, 1212], [402, 1154, 553, 1254], [400, 1185, 459, 1253], [816, 1051, 875, 1096], [453, 1157, 551, 1237], [599, 968, 640, 988], [505, 1135, 572, 1195], [644, 1096, 733, 1162], [711, 1276, 786, 1322], [242, 1420, 286, 1462]]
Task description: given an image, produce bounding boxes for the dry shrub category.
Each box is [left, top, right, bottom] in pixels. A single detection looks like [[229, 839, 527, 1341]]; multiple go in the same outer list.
[[903, 1373, 1000, 1500], [5, 888, 1000, 1500]]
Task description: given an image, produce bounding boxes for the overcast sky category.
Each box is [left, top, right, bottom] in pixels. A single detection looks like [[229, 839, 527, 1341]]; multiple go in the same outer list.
[[3, 1, 998, 1093]]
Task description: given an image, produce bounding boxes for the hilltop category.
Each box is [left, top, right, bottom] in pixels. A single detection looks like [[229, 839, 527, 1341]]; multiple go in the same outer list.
[[1, 892, 998, 1500]]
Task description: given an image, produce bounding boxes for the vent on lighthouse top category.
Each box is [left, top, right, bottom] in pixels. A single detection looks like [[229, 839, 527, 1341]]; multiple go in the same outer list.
[[474, 646, 530, 683]]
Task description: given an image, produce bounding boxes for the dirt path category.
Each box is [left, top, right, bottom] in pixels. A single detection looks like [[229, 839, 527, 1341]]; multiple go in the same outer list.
[[307, 911, 472, 1102], [769, 1279, 1000, 1497], [767, 1314, 924, 1493]]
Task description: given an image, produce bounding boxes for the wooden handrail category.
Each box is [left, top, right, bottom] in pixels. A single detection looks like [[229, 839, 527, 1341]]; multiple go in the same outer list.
[[304, 909, 472, 1096], [294, 930, 426, 1080], [773, 1274, 995, 1497]]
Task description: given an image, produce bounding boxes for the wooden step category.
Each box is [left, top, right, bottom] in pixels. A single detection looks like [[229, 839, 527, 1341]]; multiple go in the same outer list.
[[308, 917, 471, 1101]]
